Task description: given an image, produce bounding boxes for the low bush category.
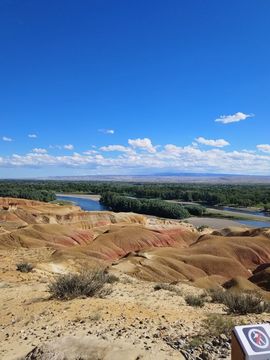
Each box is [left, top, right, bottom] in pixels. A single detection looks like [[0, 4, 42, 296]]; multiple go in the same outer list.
[[207, 288, 228, 304], [185, 294, 205, 307], [16, 262, 33, 273], [197, 224, 210, 232], [48, 269, 112, 300], [154, 283, 182, 295], [223, 292, 270, 315], [208, 288, 270, 315], [106, 273, 119, 284]]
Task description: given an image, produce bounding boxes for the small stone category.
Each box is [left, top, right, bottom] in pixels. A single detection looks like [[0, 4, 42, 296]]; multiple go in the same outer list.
[[219, 333, 228, 341]]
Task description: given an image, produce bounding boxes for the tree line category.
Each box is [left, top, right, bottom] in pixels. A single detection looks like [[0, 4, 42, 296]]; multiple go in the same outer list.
[[0, 181, 55, 202], [0, 180, 270, 208], [100, 192, 205, 219]]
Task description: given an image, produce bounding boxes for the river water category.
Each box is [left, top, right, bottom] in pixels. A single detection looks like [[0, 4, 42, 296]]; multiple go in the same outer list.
[[56, 195, 107, 211]]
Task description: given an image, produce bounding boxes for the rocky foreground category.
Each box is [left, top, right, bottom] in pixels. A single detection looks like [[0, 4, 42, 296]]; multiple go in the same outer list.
[[1, 197, 270, 359]]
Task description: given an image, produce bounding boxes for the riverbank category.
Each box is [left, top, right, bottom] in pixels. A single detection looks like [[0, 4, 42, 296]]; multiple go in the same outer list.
[[167, 199, 270, 223], [205, 207, 270, 222]]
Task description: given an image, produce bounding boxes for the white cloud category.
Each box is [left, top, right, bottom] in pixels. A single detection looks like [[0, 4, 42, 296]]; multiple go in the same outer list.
[[128, 138, 156, 153], [215, 112, 254, 124], [2, 136, 12, 142], [257, 144, 270, 153], [63, 144, 74, 150], [100, 145, 131, 153], [28, 134, 37, 138], [32, 148, 47, 154], [83, 150, 98, 155], [98, 129, 115, 135], [196, 136, 230, 147], [1, 137, 270, 175]]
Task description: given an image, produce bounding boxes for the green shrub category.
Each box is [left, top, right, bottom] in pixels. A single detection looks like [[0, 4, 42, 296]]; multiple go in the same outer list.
[[184, 204, 206, 216], [48, 269, 112, 300], [185, 294, 205, 307], [16, 262, 33, 273], [208, 288, 228, 304], [208, 288, 270, 314], [223, 292, 270, 315]]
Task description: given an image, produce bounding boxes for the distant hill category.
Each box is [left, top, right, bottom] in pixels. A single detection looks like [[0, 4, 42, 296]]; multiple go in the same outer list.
[[42, 173, 270, 184]]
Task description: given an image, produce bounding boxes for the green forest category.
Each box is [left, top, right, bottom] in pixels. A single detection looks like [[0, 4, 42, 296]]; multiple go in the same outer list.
[[0, 180, 270, 209], [100, 192, 205, 219]]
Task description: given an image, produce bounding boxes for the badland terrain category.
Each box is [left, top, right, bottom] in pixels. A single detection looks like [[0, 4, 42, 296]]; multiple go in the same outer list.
[[1, 197, 270, 359]]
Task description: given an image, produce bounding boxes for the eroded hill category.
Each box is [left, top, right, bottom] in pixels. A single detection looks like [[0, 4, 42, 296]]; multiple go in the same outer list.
[[1, 197, 270, 359]]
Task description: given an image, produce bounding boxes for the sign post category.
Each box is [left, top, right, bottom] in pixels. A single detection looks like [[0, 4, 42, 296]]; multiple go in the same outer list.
[[232, 324, 270, 360]]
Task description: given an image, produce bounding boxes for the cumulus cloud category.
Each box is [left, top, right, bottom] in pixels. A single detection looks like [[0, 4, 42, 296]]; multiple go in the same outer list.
[[195, 136, 230, 147], [257, 144, 270, 153], [128, 138, 156, 153], [100, 145, 131, 153], [63, 144, 74, 150], [2, 136, 12, 142], [1, 137, 270, 175], [98, 129, 115, 134], [215, 112, 254, 124], [32, 148, 47, 154], [28, 134, 37, 138]]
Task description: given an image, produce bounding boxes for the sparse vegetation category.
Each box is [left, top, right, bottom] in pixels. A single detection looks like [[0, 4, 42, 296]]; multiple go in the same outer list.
[[105, 273, 119, 284], [48, 269, 113, 300], [187, 335, 205, 348], [207, 288, 228, 303], [203, 314, 241, 337], [208, 288, 270, 314], [50, 199, 73, 206], [120, 276, 134, 284], [153, 283, 182, 295], [184, 314, 245, 351], [223, 292, 270, 315], [185, 294, 205, 307], [197, 224, 210, 232], [16, 262, 33, 273], [89, 312, 102, 321]]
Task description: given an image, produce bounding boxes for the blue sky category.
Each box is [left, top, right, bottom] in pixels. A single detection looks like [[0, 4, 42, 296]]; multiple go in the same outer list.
[[0, 0, 270, 177]]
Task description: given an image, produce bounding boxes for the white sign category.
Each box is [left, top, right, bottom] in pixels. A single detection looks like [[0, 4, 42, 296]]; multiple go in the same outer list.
[[234, 324, 270, 359]]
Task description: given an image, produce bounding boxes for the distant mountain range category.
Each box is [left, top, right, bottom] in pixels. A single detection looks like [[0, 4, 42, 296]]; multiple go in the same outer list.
[[42, 173, 270, 184]]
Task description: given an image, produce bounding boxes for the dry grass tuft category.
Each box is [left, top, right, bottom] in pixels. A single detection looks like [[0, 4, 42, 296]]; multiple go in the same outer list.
[[48, 269, 112, 300], [16, 262, 33, 273]]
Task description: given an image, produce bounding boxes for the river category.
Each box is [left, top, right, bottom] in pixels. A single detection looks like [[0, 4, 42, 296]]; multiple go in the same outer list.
[[56, 195, 107, 211]]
